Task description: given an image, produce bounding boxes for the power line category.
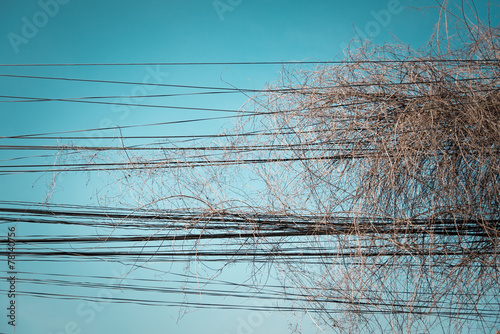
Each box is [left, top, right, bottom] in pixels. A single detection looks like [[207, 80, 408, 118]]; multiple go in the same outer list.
[[0, 59, 497, 67]]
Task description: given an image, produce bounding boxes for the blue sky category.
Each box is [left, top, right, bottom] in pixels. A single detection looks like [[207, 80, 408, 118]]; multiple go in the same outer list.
[[0, 0, 444, 207], [1, 0, 435, 63], [0, 1, 498, 333]]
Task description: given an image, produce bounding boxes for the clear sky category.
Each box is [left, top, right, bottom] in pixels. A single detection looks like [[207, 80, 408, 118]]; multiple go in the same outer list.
[[0, 1, 498, 333]]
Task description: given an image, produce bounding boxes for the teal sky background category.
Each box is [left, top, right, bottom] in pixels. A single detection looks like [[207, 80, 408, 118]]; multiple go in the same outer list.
[[0, 1, 498, 333]]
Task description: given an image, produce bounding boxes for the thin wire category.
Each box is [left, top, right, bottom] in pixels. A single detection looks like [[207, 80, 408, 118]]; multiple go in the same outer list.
[[0, 59, 497, 66]]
